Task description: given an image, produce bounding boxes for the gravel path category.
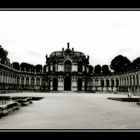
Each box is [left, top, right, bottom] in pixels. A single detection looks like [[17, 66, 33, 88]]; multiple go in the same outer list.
[[0, 92, 140, 129]]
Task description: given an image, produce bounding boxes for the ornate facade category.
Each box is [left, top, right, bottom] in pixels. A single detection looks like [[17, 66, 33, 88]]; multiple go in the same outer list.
[[45, 43, 91, 91], [0, 43, 140, 93]]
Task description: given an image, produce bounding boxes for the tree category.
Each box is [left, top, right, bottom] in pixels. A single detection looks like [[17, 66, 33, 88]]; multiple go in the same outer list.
[[34, 64, 42, 72], [102, 65, 111, 75], [89, 65, 93, 73], [94, 64, 101, 75], [131, 57, 140, 70], [110, 55, 131, 73], [12, 62, 20, 70], [20, 62, 34, 72], [43, 65, 47, 73], [0, 45, 8, 59]]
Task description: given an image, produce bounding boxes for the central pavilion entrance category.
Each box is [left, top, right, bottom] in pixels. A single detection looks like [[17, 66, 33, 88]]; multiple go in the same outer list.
[[53, 78, 58, 91], [78, 78, 82, 91], [64, 76, 71, 91]]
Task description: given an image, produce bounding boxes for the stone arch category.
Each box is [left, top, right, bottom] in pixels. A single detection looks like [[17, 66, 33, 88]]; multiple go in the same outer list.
[[36, 77, 40, 86], [126, 75, 129, 86], [17, 76, 20, 85], [64, 76, 71, 91], [133, 74, 136, 86], [31, 77, 35, 86], [78, 78, 82, 91], [26, 76, 29, 85], [106, 78, 109, 87], [53, 78, 58, 90], [101, 78, 104, 87], [95, 78, 99, 87], [111, 78, 114, 87], [116, 77, 119, 87], [21, 76, 24, 85], [124, 76, 126, 86]]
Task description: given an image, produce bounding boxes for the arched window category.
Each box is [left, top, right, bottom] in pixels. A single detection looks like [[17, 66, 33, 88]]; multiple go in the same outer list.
[[78, 61, 82, 72], [26, 77, 29, 85], [116, 78, 119, 87], [111, 78, 114, 87], [36, 77, 40, 86], [106, 79, 109, 87], [17, 76, 20, 85], [101, 79, 104, 87], [95, 78, 99, 87], [64, 60, 72, 72], [31, 77, 34, 86], [21, 76, 24, 85]]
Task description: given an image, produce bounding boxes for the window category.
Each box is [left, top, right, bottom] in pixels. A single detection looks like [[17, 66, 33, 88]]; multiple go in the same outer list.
[[64, 60, 72, 72]]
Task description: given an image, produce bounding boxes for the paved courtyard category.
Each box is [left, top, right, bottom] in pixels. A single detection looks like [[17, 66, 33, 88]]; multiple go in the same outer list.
[[0, 92, 140, 129]]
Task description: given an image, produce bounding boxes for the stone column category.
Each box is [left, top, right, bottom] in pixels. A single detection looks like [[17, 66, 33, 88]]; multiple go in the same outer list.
[[0, 73, 1, 83], [126, 77, 128, 86], [138, 75, 140, 86], [138, 74, 140, 92], [114, 78, 116, 86], [98, 79, 101, 87], [29, 77, 31, 86], [82, 66, 85, 72], [34, 77, 36, 86], [40, 78, 42, 86], [72, 77, 77, 91], [93, 79, 95, 86], [108, 78, 112, 91], [6, 74, 8, 84], [122, 77, 124, 86], [58, 77, 63, 91], [86, 67, 89, 73], [113, 78, 116, 92], [132, 76, 134, 86], [103, 79, 107, 92], [82, 79, 85, 90], [1, 73, 3, 83], [50, 79, 53, 91], [119, 78, 121, 86], [97, 79, 101, 91], [135, 75, 137, 86], [56, 64, 58, 72], [10, 75, 13, 84], [6, 75, 9, 84], [128, 76, 130, 86], [46, 66, 48, 72], [19, 77, 21, 85], [24, 76, 26, 85], [104, 79, 106, 87], [50, 65, 53, 71], [72, 64, 77, 72], [109, 79, 111, 87], [127, 77, 129, 86]]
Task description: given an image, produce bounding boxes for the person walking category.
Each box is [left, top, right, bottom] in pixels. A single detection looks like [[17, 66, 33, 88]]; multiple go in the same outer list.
[[128, 89, 132, 99]]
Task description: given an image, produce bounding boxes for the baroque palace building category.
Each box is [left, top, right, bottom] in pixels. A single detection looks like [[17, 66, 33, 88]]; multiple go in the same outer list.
[[0, 43, 140, 93]]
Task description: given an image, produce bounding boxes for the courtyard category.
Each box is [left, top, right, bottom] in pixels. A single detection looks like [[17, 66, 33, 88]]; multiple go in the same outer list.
[[0, 92, 140, 130]]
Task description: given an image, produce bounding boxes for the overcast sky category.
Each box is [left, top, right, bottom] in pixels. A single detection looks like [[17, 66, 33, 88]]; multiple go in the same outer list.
[[0, 11, 140, 67]]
